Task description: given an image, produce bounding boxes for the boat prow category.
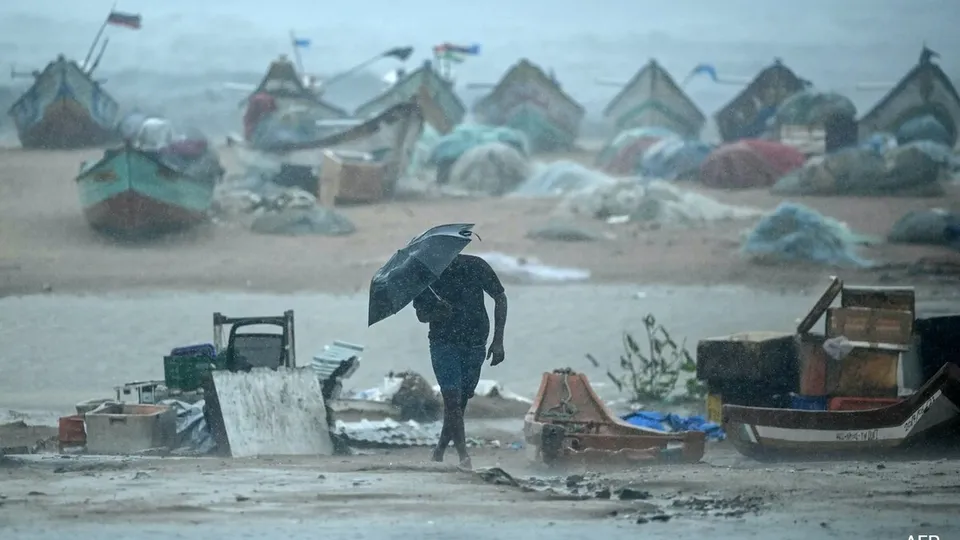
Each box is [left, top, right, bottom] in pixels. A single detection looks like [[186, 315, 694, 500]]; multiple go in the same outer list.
[[857, 47, 960, 146], [355, 60, 465, 134], [723, 363, 960, 461], [714, 59, 808, 143], [602, 59, 705, 139], [523, 369, 706, 467], [7, 55, 120, 149], [76, 137, 222, 236], [473, 59, 585, 153]]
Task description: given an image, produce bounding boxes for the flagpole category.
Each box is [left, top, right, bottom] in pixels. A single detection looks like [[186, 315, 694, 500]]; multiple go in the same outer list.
[[82, 2, 116, 71], [289, 30, 305, 75]]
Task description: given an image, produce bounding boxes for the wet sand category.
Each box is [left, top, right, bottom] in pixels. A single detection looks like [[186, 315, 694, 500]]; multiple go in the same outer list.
[[3, 146, 960, 536], [1, 147, 960, 297], [2, 448, 959, 538]]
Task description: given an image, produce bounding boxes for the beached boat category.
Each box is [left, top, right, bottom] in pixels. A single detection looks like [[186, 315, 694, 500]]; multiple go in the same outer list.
[[472, 59, 585, 153], [524, 369, 706, 466], [230, 98, 424, 203], [243, 55, 349, 145], [76, 117, 223, 234], [602, 60, 705, 139], [857, 47, 960, 147], [354, 60, 465, 134], [7, 55, 120, 149], [714, 59, 808, 143], [723, 363, 960, 460]]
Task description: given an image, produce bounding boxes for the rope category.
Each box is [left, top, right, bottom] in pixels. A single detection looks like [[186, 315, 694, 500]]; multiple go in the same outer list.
[[540, 368, 579, 421]]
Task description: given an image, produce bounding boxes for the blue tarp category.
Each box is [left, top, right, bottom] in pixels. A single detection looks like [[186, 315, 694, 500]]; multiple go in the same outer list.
[[621, 410, 725, 441], [743, 202, 875, 268]]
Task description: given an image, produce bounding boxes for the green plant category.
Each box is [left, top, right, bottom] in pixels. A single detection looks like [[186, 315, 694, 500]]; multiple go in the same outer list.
[[586, 313, 705, 403]]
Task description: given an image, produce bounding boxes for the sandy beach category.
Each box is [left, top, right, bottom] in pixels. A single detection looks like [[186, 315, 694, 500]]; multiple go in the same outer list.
[[2, 147, 959, 297], [3, 446, 959, 539], [2, 140, 960, 539]]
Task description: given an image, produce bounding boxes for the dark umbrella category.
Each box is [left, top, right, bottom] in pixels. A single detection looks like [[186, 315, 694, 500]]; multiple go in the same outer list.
[[368, 223, 476, 327]]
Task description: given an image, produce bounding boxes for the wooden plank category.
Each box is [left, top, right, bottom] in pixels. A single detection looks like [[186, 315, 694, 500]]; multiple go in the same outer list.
[[796, 276, 843, 334], [826, 307, 914, 345], [841, 286, 915, 314]]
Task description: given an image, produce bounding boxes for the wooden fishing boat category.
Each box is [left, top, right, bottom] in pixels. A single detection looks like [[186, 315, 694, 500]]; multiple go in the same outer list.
[[230, 98, 424, 203], [472, 59, 585, 153], [243, 55, 349, 142], [857, 47, 960, 147], [7, 55, 120, 149], [714, 59, 808, 143], [524, 369, 705, 467], [354, 60, 465, 134], [602, 59, 705, 139], [76, 122, 223, 235], [723, 363, 960, 460]]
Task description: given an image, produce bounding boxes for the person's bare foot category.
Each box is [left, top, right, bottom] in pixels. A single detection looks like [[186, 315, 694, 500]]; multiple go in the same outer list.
[[431, 447, 444, 462], [457, 456, 472, 470]]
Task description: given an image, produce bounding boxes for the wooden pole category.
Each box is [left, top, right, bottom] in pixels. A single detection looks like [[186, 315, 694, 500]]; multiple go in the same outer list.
[[82, 2, 116, 71]]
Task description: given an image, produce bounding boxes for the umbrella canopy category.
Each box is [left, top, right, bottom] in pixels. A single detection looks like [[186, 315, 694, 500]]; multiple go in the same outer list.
[[368, 223, 476, 327]]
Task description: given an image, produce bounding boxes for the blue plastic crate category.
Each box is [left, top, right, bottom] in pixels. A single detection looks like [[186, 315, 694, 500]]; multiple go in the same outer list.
[[790, 394, 827, 411]]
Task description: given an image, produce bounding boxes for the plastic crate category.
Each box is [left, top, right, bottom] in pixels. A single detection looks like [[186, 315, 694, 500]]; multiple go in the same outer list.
[[163, 343, 217, 392], [790, 394, 828, 411]]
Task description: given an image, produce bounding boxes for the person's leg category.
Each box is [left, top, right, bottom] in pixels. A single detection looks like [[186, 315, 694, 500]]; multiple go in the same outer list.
[[429, 342, 463, 463], [459, 345, 488, 413], [454, 345, 488, 468]]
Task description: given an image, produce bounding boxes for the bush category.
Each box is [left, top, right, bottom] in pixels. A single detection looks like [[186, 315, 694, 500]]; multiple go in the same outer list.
[[586, 313, 705, 404]]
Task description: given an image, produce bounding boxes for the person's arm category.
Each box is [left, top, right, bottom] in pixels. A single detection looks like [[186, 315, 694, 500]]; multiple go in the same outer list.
[[413, 289, 451, 323], [475, 258, 507, 364], [491, 292, 507, 345]]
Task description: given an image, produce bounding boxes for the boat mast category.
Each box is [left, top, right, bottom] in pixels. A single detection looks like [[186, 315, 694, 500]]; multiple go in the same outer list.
[[82, 2, 116, 71]]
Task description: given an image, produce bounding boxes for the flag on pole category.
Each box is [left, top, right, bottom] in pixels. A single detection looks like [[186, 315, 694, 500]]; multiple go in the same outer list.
[[292, 37, 311, 48], [437, 43, 481, 56], [382, 46, 414, 61], [434, 50, 465, 63], [686, 63, 718, 83], [106, 11, 142, 30]]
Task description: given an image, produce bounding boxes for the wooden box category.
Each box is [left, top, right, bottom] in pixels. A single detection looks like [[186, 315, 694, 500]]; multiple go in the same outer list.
[[826, 307, 913, 345], [319, 150, 388, 206], [795, 333, 838, 396], [834, 346, 902, 398], [841, 286, 915, 314], [696, 331, 796, 383]]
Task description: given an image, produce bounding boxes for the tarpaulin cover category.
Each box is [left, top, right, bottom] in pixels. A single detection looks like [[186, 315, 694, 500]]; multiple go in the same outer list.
[[773, 90, 857, 126], [621, 410, 725, 441], [596, 127, 677, 174], [699, 142, 777, 189], [739, 139, 807, 176], [427, 124, 529, 166], [640, 138, 713, 180], [897, 114, 953, 147]]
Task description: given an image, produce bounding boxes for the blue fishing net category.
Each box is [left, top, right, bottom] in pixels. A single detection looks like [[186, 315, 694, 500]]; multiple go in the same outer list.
[[427, 124, 529, 166], [742, 202, 874, 268]]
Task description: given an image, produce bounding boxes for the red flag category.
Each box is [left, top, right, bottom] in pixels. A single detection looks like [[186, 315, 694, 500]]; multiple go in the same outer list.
[[106, 11, 142, 30]]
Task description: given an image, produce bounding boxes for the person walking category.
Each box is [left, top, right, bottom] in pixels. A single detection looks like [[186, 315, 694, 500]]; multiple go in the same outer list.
[[412, 253, 507, 469]]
